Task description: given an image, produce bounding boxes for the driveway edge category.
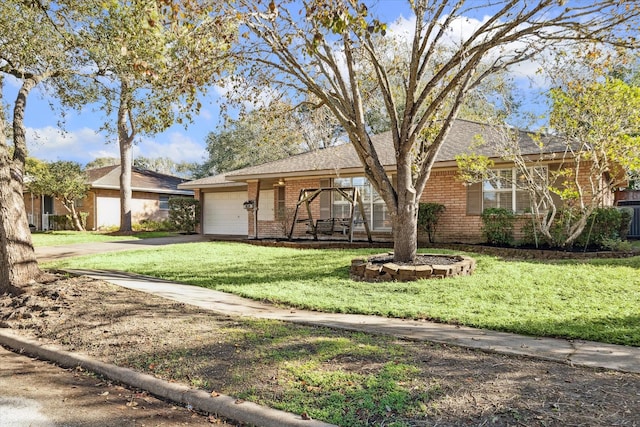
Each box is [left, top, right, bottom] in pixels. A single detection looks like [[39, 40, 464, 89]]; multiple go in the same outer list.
[[0, 329, 336, 427]]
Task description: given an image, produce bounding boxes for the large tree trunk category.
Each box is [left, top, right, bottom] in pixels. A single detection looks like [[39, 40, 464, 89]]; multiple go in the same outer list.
[[0, 158, 41, 292], [118, 82, 134, 233], [0, 77, 41, 293], [391, 202, 419, 263], [119, 140, 133, 232], [391, 154, 419, 263], [67, 202, 85, 231]]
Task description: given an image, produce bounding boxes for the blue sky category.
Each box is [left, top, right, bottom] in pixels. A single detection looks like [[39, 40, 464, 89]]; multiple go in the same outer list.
[[6, 1, 547, 168]]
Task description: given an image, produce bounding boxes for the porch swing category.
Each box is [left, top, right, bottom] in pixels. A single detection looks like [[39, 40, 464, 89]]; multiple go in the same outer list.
[[287, 187, 372, 243]]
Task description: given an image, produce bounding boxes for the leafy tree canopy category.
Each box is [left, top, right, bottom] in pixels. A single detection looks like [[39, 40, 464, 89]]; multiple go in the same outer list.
[[27, 160, 89, 231], [229, 0, 640, 261]]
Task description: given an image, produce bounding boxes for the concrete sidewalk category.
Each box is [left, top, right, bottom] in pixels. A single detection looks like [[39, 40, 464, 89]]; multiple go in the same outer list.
[[67, 268, 640, 375]]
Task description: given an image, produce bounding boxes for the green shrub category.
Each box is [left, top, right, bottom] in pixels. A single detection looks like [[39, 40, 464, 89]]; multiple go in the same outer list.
[[47, 212, 88, 231], [519, 216, 542, 247], [548, 208, 582, 247], [618, 207, 634, 241], [481, 208, 515, 246], [78, 212, 88, 229], [417, 203, 446, 243], [600, 237, 633, 252], [133, 219, 176, 232], [577, 207, 623, 249], [49, 215, 71, 230], [169, 197, 200, 233]]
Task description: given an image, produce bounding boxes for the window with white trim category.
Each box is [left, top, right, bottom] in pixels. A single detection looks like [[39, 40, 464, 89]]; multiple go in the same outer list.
[[159, 195, 170, 210], [332, 177, 391, 230], [482, 167, 547, 213]]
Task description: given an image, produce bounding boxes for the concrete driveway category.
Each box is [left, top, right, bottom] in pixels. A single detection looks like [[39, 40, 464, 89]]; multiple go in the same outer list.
[[35, 234, 208, 263]]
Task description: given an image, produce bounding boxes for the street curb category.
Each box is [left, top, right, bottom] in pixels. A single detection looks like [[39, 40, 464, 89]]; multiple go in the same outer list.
[[0, 329, 336, 427]]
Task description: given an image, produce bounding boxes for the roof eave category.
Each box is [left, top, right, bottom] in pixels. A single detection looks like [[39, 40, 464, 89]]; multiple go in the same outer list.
[[91, 184, 193, 195], [178, 181, 247, 190], [227, 165, 398, 181]]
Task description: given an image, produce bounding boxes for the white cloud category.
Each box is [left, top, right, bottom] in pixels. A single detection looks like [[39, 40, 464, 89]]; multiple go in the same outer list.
[[87, 148, 119, 160], [26, 126, 106, 163], [135, 132, 208, 163], [25, 125, 208, 166], [199, 108, 213, 121]]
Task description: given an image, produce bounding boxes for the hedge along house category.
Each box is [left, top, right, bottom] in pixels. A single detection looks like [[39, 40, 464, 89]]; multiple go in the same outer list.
[[179, 119, 613, 244], [24, 165, 193, 231]]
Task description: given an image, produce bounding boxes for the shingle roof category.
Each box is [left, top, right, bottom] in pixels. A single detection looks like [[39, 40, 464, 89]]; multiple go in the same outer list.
[[180, 119, 565, 189], [86, 165, 193, 195]]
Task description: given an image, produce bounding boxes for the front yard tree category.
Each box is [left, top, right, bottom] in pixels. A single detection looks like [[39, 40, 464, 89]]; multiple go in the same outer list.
[[232, 0, 639, 262], [133, 156, 198, 179], [85, 157, 120, 170], [200, 104, 305, 175], [76, 0, 236, 232], [0, 0, 88, 289], [458, 54, 640, 248], [28, 161, 89, 232], [543, 77, 640, 246], [0, 81, 41, 291]]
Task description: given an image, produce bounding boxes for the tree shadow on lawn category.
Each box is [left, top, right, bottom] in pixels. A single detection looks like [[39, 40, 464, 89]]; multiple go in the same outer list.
[[119, 330, 640, 427], [498, 254, 640, 269], [165, 251, 356, 287], [505, 313, 640, 347]]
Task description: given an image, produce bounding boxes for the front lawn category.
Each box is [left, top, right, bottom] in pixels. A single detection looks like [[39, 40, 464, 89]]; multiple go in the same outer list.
[[31, 230, 176, 247], [44, 241, 640, 346]]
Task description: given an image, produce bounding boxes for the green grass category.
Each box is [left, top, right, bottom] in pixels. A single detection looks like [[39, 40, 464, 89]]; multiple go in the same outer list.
[[123, 319, 439, 426], [31, 230, 176, 247], [44, 241, 640, 346]]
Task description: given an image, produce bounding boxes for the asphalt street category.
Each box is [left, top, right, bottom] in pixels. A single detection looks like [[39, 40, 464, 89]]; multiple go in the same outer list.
[[0, 345, 234, 426]]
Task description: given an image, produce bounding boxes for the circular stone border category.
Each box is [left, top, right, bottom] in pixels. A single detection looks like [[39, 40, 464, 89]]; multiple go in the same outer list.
[[350, 253, 476, 282]]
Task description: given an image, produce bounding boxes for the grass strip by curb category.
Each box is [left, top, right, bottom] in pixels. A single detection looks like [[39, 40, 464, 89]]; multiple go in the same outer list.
[[0, 329, 336, 427]]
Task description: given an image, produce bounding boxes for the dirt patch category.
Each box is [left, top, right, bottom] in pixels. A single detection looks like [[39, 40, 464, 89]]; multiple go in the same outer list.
[[367, 254, 460, 266], [2, 274, 640, 426]]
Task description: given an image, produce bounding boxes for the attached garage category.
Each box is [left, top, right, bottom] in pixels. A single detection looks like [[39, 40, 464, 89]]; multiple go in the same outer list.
[[96, 196, 121, 229], [203, 191, 248, 235]]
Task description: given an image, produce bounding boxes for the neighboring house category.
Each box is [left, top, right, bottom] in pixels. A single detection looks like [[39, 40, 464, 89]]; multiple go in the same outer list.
[[179, 119, 611, 244], [24, 165, 193, 230]]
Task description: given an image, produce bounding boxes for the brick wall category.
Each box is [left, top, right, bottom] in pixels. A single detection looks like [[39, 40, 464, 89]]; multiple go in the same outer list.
[[250, 172, 486, 243], [418, 169, 484, 243], [225, 161, 616, 244]]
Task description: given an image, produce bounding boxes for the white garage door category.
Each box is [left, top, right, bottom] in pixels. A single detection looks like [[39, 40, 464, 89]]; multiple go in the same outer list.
[[96, 196, 120, 229], [203, 192, 248, 235]]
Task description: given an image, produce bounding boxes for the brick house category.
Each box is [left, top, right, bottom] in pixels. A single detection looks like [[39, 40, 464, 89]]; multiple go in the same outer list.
[[24, 165, 193, 230], [179, 119, 611, 244]]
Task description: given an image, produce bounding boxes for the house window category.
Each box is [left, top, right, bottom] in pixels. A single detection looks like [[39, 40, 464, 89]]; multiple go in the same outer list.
[[481, 167, 547, 213], [332, 177, 391, 230], [159, 195, 170, 210]]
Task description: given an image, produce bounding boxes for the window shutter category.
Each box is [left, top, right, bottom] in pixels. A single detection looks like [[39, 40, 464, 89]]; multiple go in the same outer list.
[[547, 163, 564, 208], [466, 182, 483, 215], [319, 178, 331, 219]]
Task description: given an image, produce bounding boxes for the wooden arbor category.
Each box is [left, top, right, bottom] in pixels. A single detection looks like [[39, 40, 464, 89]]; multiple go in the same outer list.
[[288, 187, 372, 243]]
